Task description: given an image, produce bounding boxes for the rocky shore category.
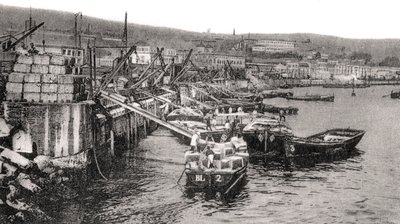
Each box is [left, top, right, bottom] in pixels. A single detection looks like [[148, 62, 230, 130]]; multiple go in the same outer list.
[[0, 146, 87, 223]]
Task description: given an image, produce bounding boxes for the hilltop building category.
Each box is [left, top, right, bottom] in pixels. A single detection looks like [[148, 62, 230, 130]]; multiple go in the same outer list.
[[131, 46, 177, 65], [252, 39, 296, 53], [188, 52, 245, 69]]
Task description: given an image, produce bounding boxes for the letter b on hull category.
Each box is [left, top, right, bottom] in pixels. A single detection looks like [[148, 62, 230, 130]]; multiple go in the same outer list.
[[195, 175, 205, 181]]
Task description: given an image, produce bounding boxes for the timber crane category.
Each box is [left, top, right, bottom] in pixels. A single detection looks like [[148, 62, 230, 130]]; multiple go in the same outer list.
[[1, 22, 44, 52], [170, 49, 193, 85]]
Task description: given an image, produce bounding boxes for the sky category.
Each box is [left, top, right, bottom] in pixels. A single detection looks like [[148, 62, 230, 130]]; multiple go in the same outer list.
[[1, 0, 400, 39]]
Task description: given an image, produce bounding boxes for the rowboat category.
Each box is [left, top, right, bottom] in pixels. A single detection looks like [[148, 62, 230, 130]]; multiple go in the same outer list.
[[285, 128, 365, 164], [323, 83, 370, 88], [262, 90, 293, 99], [390, 90, 400, 99], [263, 104, 298, 115], [286, 94, 334, 102]]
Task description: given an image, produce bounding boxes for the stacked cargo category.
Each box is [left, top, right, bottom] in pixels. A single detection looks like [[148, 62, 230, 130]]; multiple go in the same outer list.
[[183, 140, 249, 191], [6, 54, 78, 103], [184, 141, 249, 170]]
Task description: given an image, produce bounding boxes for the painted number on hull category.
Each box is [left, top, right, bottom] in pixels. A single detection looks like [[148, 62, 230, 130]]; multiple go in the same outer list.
[[215, 175, 222, 182], [195, 175, 205, 182]]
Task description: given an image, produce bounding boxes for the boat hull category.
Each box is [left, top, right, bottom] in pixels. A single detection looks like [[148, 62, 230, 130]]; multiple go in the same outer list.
[[323, 84, 370, 88], [262, 91, 293, 99], [263, 105, 298, 115], [242, 130, 288, 160], [286, 129, 365, 159], [390, 91, 400, 99], [185, 165, 247, 193], [286, 95, 334, 102]]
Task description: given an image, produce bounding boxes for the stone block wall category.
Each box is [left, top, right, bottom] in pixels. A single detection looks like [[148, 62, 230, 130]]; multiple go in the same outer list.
[[3, 102, 94, 157], [5, 53, 86, 103]]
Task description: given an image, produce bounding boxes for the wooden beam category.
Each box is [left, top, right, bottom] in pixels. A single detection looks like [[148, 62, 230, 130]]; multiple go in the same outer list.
[[130, 67, 161, 89], [153, 62, 173, 86], [138, 50, 163, 80], [99, 90, 193, 138], [171, 49, 192, 84], [189, 84, 222, 103], [95, 45, 136, 95]]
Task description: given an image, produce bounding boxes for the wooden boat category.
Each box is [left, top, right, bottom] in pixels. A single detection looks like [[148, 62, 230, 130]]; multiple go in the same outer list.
[[166, 108, 204, 122], [227, 91, 256, 100], [390, 90, 400, 99], [323, 83, 370, 88], [169, 119, 231, 144], [263, 104, 298, 115], [286, 94, 334, 102], [183, 141, 249, 194], [262, 90, 293, 99], [285, 128, 365, 162], [279, 84, 293, 89], [241, 118, 293, 160], [297, 83, 312, 87]]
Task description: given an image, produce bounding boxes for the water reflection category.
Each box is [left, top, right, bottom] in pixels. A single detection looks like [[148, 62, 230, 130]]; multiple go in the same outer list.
[[52, 86, 400, 224]]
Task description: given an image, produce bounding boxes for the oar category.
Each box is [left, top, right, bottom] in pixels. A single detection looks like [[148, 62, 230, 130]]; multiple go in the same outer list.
[[382, 94, 390, 98]]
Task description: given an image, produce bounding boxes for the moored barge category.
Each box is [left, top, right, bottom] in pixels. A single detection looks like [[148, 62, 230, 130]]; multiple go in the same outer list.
[[285, 128, 365, 165], [183, 141, 249, 194], [286, 94, 334, 102], [390, 90, 400, 99], [241, 117, 293, 160]]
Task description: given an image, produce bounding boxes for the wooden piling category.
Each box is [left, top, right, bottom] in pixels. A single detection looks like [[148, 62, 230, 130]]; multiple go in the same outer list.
[[144, 118, 147, 138], [110, 130, 115, 156], [126, 114, 131, 150], [134, 112, 138, 146]]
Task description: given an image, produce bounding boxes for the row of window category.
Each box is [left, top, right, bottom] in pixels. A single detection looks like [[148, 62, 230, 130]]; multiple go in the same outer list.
[[258, 40, 295, 45], [135, 47, 176, 55], [62, 49, 83, 57], [214, 59, 244, 65], [136, 47, 150, 52]]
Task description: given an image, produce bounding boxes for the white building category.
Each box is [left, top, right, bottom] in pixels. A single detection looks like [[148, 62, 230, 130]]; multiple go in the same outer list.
[[252, 39, 295, 53], [131, 46, 177, 65], [131, 46, 152, 65], [39, 44, 85, 66]]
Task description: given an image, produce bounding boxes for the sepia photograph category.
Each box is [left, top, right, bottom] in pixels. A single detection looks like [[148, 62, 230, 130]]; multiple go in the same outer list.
[[0, 0, 399, 223]]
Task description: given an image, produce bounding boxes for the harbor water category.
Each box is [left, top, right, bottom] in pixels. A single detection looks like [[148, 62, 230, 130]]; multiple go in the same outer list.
[[52, 86, 400, 224]]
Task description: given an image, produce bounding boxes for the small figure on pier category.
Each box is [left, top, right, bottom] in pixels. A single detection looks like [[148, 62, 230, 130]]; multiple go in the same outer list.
[[160, 102, 169, 121], [205, 111, 212, 131], [28, 43, 39, 54], [221, 108, 226, 114], [233, 115, 240, 129], [279, 109, 286, 122], [204, 146, 215, 169], [190, 130, 200, 152], [214, 107, 219, 115], [205, 133, 215, 142], [224, 119, 231, 130], [228, 107, 233, 114], [238, 106, 243, 113], [211, 115, 217, 129], [252, 109, 258, 120]]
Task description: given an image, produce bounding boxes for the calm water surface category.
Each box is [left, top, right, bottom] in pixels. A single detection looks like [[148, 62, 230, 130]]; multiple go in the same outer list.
[[55, 86, 400, 224]]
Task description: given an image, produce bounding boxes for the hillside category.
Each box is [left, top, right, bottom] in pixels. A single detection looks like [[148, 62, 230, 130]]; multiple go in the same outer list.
[[1, 4, 400, 62]]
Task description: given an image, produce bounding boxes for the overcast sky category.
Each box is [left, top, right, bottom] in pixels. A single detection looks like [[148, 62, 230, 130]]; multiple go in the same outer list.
[[2, 0, 400, 39]]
